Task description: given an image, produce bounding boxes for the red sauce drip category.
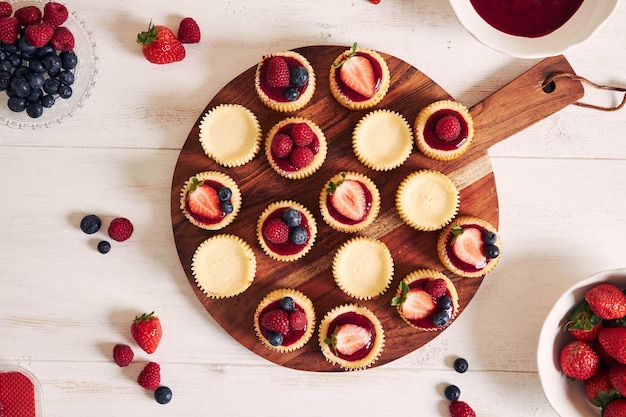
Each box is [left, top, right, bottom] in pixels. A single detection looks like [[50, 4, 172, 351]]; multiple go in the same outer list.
[[326, 312, 376, 362], [325, 180, 373, 225], [270, 123, 320, 172], [470, 0, 584, 38], [185, 180, 227, 225], [258, 56, 310, 102], [261, 207, 311, 256], [405, 280, 455, 329], [333, 52, 383, 102], [445, 224, 491, 273], [423, 109, 469, 151], [259, 300, 307, 346]]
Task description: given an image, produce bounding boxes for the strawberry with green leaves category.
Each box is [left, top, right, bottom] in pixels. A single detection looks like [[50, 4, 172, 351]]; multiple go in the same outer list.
[[604, 398, 626, 417], [131, 312, 162, 354], [335, 42, 376, 98], [137, 22, 186, 64], [565, 299, 603, 342], [584, 367, 619, 407]]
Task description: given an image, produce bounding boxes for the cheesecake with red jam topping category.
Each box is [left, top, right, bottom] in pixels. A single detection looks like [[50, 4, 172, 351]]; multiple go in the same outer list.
[[392, 269, 459, 331], [319, 171, 380, 233], [437, 216, 501, 278], [257, 200, 318, 262], [319, 304, 385, 371], [254, 288, 316, 353], [265, 117, 328, 180], [329, 43, 390, 110], [180, 171, 242, 231], [414, 100, 474, 161], [254, 51, 316, 112]]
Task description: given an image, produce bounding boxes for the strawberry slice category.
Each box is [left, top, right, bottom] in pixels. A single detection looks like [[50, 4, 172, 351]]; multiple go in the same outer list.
[[330, 180, 367, 221], [452, 227, 487, 268], [188, 184, 222, 219], [339, 55, 375, 98], [402, 289, 437, 320], [335, 323, 372, 356]]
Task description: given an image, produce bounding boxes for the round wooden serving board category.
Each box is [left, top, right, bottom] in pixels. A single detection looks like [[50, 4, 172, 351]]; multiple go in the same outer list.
[[171, 45, 584, 372]]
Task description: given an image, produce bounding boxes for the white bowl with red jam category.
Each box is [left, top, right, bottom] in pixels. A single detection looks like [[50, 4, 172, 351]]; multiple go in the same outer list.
[[537, 268, 626, 417], [449, 0, 618, 59]]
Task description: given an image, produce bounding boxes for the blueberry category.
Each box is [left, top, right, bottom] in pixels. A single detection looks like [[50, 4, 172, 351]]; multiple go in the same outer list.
[[28, 59, 46, 74], [482, 230, 497, 245], [433, 310, 450, 327], [0, 70, 10, 90], [0, 60, 11, 72], [40, 94, 55, 108], [36, 44, 57, 59], [437, 295, 452, 310], [444, 384, 461, 401], [97, 241, 111, 254], [284, 87, 300, 101], [2, 43, 19, 54], [10, 77, 30, 97], [7, 53, 21, 67], [58, 70, 74, 86], [220, 201, 233, 214], [57, 84, 72, 99], [282, 208, 302, 227], [454, 357, 469, 373], [217, 187, 232, 201], [267, 331, 283, 346], [7, 96, 27, 112], [289, 65, 308, 87], [0, 50, 5, 60], [17, 37, 36, 55], [14, 66, 30, 78], [43, 78, 60, 95], [26, 101, 43, 118], [60, 50, 78, 70], [43, 54, 61, 72], [154, 386, 172, 405], [289, 226, 308, 245], [26, 72, 45, 89], [485, 244, 500, 259], [80, 214, 102, 234], [280, 296, 295, 311]]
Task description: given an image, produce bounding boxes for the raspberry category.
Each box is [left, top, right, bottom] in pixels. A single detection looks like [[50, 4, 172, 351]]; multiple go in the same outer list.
[[0, 2, 12, 18], [177, 17, 200, 44], [15, 5, 42, 26], [289, 146, 314, 169], [43, 2, 69, 28], [266, 57, 290, 88], [51, 26, 75, 51], [271, 133, 293, 158], [25, 23, 55, 48], [263, 218, 289, 244], [137, 362, 161, 391], [424, 278, 447, 299], [291, 123, 314, 146], [108, 217, 134, 242], [260, 309, 290, 334], [113, 344, 134, 367], [435, 115, 461, 141], [289, 310, 307, 331], [0, 16, 19, 44]]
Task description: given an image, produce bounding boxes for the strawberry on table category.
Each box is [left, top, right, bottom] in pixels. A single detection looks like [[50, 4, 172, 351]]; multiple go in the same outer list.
[[131, 312, 162, 354], [137, 22, 186, 64], [177, 17, 200, 44], [559, 340, 600, 380], [329, 179, 367, 221], [584, 283, 626, 320], [337, 43, 376, 98]]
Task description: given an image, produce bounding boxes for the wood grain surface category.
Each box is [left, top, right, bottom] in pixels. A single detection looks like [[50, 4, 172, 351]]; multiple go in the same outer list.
[[170, 45, 584, 372]]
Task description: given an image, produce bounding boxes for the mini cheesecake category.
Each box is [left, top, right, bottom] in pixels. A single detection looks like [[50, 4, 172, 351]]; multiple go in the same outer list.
[[265, 117, 328, 180], [329, 43, 390, 110], [254, 288, 316, 353], [180, 171, 241, 231], [437, 216, 501, 278], [392, 269, 459, 331], [318, 304, 385, 371], [254, 51, 316, 112], [414, 100, 475, 161], [257, 200, 317, 262], [319, 171, 380, 233]]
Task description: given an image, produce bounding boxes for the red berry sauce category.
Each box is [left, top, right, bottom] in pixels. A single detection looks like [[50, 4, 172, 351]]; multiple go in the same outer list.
[[185, 180, 227, 225], [470, 0, 583, 38], [259, 300, 307, 346], [270, 123, 320, 172], [325, 181, 373, 224], [423, 109, 469, 151], [333, 52, 383, 101], [326, 312, 376, 362], [258, 56, 310, 102], [405, 279, 455, 329], [261, 207, 311, 256], [444, 224, 490, 273]]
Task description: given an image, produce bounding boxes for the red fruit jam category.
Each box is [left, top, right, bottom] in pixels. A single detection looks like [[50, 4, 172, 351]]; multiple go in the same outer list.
[[258, 56, 310, 102], [334, 52, 383, 102], [185, 180, 228, 225], [424, 109, 470, 151], [470, 0, 584, 38], [261, 207, 311, 256], [259, 300, 307, 346], [326, 312, 376, 362], [445, 224, 491, 273], [270, 123, 320, 172], [405, 280, 455, 329], [325, 181, 373, 224]]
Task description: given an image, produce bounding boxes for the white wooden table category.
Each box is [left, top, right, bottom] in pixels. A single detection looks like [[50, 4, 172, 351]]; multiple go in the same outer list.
[[1, 1, 626, 416]]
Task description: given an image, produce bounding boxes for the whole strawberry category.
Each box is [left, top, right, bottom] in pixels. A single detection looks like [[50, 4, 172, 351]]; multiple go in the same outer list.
[[585, 283, 626, 320], [43, 1, 69, 27], [131, 312, 162, 354], [609, 362, 626, 395], [137, 362, 161, 391], [112, 344, 134, 367], [108, 217, 134, 242], [177, 17, 200, 44], [598, 327, 626, 364], [566, 299, 603, 342], [137, 22, 186, 64], [605, 398, 626, 417], [559, 340, 600, 380], [449, 400, 476, 417], [25, 23, 55, 48], [584, 367, 618, 407], [0, 16, 19, 44]]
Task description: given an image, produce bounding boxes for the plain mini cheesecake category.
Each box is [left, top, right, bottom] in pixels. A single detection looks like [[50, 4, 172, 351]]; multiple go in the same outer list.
[[437, 216, 501, 278], [254, 50, 316, 112], [329, 43, 390, 110], [319, 171, 380, 233], [318, 303, 385, 371], [254, 288, 316, 353]]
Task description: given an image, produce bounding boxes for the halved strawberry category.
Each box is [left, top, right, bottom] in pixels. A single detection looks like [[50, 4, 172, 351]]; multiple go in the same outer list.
[[339, 55, 375, 98], [401, 289, 437, 320], [330, 180, 366, 221], [188, 183, 221, 219], [452, 227, 487, 268], [334, 323, 371, 356]]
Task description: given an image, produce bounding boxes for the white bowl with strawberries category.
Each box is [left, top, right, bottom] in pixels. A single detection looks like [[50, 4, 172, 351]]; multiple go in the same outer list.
[[538, 268, 626, 417]]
